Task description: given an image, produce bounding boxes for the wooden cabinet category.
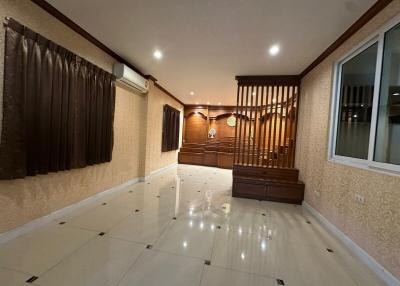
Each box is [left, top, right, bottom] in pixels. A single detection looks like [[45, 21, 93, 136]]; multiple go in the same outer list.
[[233, 179, 266, 200], [232, 165, 305, 205]]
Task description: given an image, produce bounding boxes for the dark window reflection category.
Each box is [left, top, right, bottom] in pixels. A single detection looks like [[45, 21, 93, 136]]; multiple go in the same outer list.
[[375, 24, 400, 165], [336, 43, 378, 159]]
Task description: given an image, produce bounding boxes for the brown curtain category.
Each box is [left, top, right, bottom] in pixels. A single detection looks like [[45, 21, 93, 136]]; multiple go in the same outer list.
[[0, 18, 116, 179], [162, 105, 180, 152]]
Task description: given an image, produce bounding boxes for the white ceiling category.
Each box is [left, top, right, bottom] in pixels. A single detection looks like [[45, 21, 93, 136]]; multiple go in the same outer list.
[[46, 0, 376, 105]]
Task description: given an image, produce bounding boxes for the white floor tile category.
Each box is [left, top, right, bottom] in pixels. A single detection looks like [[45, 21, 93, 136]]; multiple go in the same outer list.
[[200, 265, 276, 286], [0, 224, 96, 275], [154, 218, 216, 260], [108, 212, 172, 244], [35, 237, 144, 286], [66, 204, 132, 232], [117, 250, 203, 286], [0, 267, 31, 286]]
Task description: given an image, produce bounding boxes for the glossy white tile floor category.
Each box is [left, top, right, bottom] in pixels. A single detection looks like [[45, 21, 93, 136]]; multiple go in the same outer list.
[[0, 164, 386, 286]]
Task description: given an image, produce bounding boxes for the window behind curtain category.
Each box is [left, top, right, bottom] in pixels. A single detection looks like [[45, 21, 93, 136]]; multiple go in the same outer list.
[[0, 18, 116, 179], [162, 105, 180, 152]]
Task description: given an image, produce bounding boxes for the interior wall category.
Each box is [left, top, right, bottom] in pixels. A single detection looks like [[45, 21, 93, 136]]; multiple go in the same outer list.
[[144, 81, 184, 175], [183, 106, 237, 143], [210, 115, 236, 140], [185, 113, 207, 143], [0, 0, 182, 234], [296, 0, 400, 279]]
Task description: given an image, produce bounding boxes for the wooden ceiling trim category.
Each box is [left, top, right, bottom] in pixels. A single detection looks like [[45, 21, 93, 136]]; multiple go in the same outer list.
[[30, 0, 183, 107], [300, 0, 393, 78], [235, 75, 301, 86]]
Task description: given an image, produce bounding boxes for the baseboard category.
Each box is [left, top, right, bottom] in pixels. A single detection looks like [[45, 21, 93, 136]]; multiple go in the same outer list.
[[303, 201, 399, 286], [141, 162, 178, 182], [0, 176, 141, 244]]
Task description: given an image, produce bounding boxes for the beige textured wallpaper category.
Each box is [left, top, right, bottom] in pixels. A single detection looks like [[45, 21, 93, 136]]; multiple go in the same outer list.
[[296, 1, 400, 279], [143, 81, 183, 176], [0, 0, 181, 233]]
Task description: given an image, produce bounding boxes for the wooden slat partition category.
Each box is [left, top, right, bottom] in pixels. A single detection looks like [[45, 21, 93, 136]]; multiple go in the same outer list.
[[233, 76, 301, 168]]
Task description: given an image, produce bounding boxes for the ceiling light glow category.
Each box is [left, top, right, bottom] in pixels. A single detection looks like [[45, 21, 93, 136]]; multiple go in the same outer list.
[[190, 91, 195, 96], [269, 44, 280, 56], [153, 50, 163, 60]]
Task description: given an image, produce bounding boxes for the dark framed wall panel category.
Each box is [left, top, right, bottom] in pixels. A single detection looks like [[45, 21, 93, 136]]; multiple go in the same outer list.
[[162, 105, 180, 152]]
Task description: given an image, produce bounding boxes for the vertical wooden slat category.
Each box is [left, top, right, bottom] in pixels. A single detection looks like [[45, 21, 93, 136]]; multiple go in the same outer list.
[[257, 86, 264, 166], [247, 86, 254, 165], [234, 77, 301, 169], [271, 86, 279, 167], [237, 85, 245, 164], [233, 85, 241, 164], [241, 86, 249, 165], [287, 86, 294, 167], [261, 86, 268, 167], [206, 106, 210, 142], [282, 85, 289, 168], [252, 86, 259, 165], [266, 86, 274, 167], [277, 86, 285, 167], [291, 85, 300, 168]]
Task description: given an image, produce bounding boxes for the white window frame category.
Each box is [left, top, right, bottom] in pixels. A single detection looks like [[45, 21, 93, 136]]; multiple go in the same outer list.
[[328, 14, 400, 176]]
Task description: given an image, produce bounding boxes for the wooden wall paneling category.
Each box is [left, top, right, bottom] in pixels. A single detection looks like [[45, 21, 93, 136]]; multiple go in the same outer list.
[[215, 115, 235, 139], [184, 112, 207, 143]]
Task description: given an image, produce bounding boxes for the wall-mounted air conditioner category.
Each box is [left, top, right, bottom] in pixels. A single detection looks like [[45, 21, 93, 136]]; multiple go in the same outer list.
[[113, 63, 149, 94]]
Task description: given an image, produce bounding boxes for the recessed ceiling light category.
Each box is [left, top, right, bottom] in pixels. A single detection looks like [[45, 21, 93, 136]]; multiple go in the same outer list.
[[269, 44, 280, 56], [207, 102, 210, 105], [190, 91, 195, 96], [218, 102, 222, 105], [153, 50, 163, 60], [195, 102, 199, 105]]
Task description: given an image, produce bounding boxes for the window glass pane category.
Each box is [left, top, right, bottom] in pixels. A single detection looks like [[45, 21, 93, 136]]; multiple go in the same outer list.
[[336, 43, 378, 159], [374, 24, 400, 165]]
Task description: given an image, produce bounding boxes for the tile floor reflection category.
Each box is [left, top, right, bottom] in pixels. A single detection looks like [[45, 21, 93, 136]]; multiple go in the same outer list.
[[0, 164, 386, 286]]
